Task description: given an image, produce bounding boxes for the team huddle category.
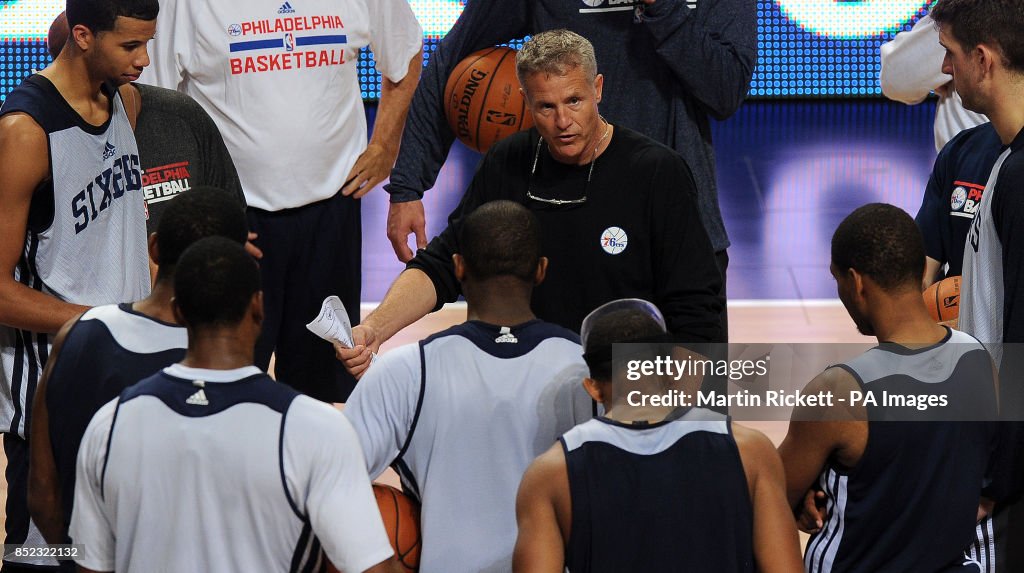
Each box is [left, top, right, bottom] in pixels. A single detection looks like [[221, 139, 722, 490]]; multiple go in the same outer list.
[[0, 0, 1022, 571]]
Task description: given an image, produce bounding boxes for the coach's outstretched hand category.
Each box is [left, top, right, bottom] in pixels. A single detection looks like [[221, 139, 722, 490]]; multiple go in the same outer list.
[[335, 324, 380, 380], [387, 200, 428, 262]]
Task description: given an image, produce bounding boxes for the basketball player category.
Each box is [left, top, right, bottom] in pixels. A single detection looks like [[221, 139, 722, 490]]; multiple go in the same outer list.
[[512, 299, 802, 573], [26, 189, 246, 567], [70, 237, 402, 573], [342, 200, 592, 572], [384, 0, 755, 341], [46, 12, 247, 234], [933, 1, 1024, 568], [0, 0, 156, 569], [144, 0, 422, 402], [340, 30, 723, 380], [779, 203, 1000, 572]]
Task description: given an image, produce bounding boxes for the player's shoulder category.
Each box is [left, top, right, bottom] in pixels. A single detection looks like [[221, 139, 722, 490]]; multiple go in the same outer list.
[[943, 121, 1000, 157], [1, 74, 73, 135], [287, 395, 360, 443]]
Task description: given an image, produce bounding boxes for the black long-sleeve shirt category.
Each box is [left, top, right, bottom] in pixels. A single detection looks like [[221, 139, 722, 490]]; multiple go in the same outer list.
[[408, 126, 724, 342]]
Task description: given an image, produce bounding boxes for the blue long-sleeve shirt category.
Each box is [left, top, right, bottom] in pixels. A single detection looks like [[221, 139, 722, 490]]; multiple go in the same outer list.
[[385, 0, 758, 253]]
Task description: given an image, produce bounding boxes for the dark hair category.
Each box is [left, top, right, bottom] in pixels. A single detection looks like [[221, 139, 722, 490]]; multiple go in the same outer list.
[[931, 0, 1024, 72], [174, 237, 260, 330], [584, 309, 665, 382], [155, 188, 248, 282], [831, 203, 924, 291], [66, 0, 159, 34], [457, 200, 541, 282]]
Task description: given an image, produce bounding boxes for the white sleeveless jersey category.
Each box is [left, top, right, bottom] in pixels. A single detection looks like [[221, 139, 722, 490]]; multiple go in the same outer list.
[[961, 146, 1013, 345], [0, 75, 150, 437]]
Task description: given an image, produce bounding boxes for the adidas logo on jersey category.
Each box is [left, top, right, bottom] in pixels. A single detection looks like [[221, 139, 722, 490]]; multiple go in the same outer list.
[[495, 326, 518, 344], [278, 2, 295, 13], [102, 142, 116, 160], [186, 389, 209, 406]]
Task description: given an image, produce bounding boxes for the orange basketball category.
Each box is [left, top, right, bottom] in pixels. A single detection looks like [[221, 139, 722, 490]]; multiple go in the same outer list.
[[923, 275, 960, 322], [444, 46, 534, 153], [327, 484, 421, 572], [375, 484, 421, 571]]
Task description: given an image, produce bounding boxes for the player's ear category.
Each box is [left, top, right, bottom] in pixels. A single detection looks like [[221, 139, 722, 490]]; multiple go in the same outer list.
[[582, 376, 605, 403], [534, 257, 548, 285], [593, 73, 604, 103], [453, 253, 466, 282], [171, 297, 185, 325], [70, 24, 93, 52], [148, 232, 160, 265], [251, 291, 264, 327]]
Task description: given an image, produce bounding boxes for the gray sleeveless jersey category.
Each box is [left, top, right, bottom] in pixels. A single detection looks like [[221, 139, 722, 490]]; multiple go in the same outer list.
[[961, 146, 1013, 345], [0, 75, 150, 437]]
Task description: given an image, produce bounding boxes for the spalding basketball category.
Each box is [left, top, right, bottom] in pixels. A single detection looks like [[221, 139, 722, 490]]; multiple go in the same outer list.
[[923, 275, 960, 322], [326, 484, 421, 572], [444, 46, 534, 153]]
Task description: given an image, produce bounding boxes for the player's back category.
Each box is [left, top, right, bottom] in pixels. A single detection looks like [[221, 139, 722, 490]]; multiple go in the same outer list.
[[46, 303, 186, 541], [561, 408, 754, 573], [71, 364, 357, 572], [805, 329, 998, 573], [346, 320, 591, 573]]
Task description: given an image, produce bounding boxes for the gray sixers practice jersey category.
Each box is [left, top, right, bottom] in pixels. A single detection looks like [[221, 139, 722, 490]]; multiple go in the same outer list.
[[0, 75, 150, 437]]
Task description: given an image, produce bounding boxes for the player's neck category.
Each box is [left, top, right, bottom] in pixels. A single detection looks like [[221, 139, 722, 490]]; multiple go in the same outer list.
[[986, 76, 1024, 144], [181, 330, 257, 371], [463, 279, 536, 326], [40, 59, 110, 108], [871, 303, 949, 346], [131, 281, 179, 324]]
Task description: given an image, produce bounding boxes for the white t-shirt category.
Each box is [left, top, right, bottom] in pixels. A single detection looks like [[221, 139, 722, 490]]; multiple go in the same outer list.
[[71, 364, 393, 573], [144, 0, 422, 210], [343, 321, 593, 573]]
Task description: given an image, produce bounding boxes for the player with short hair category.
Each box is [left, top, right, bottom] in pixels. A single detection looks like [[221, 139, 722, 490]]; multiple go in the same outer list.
[[46, 11, 247, 235], [779, 203, 999, 573], [0, 0, 158, 568], [26, 189, 247, 566], [343, 200, 592, 572], [512, 298, 802, 573], [70, 237, 402, 573], [931, 3, 1024, 565]]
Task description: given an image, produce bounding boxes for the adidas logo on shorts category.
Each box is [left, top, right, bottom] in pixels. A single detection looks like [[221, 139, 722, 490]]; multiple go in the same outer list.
[[278, 2, 295, 14]]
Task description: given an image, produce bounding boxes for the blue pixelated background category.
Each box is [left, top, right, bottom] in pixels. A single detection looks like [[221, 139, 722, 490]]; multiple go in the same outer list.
[[1, 0, 933, 101]]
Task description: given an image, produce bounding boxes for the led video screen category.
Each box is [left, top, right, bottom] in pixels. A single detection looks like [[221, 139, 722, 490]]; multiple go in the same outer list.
[[0, 0, 934, 101]]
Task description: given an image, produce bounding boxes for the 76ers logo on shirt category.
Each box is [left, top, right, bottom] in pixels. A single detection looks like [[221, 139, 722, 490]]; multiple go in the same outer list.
[[950, 181, 984, 218], [601, 227, 628, 255]]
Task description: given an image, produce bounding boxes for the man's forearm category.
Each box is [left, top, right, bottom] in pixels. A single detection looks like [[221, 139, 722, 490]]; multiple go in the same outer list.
[[362, 268, 439, 343], [369, 50, 423, 156], [0, 282, 88, 334]]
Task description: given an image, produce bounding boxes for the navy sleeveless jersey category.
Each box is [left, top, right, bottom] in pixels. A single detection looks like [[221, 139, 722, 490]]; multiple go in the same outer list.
[[45, 304, 185, 542], [805, 329, 998, 573], [562, 409, 754, 573]]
